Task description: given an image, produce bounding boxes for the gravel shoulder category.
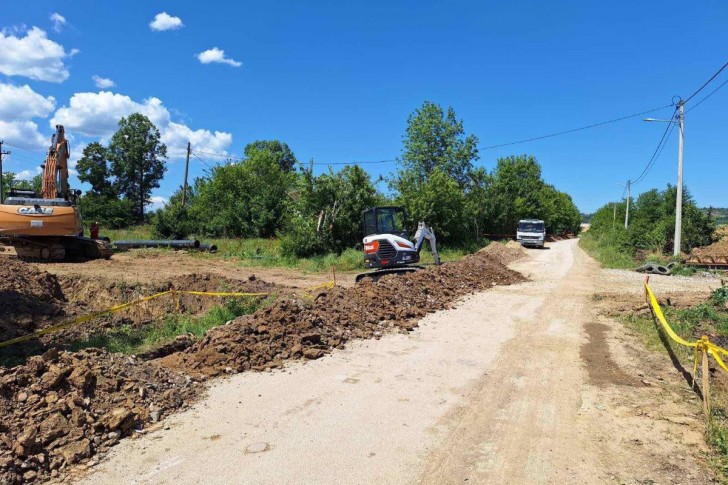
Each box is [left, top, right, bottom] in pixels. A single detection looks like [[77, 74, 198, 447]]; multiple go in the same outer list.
[[76, 240, 716, 484]]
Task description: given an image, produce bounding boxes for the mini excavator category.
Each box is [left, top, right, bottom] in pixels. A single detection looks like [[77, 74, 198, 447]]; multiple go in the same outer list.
[[355, 206, 440, 283], [0, 125, 113, 261]]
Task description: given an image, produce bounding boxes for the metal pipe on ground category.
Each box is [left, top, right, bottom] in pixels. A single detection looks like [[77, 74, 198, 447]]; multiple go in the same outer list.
[[113, 240, 201, 250], [198, 243, 218, 253]]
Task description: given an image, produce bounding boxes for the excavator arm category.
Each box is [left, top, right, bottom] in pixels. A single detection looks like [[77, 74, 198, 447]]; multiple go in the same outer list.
[[42, 125, 70, 200], [413, 221, 441, 266]]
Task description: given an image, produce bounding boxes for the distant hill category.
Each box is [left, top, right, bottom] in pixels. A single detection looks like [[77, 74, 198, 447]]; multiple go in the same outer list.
[[581, 212, 594, 223], [703, 207, 728, 225]]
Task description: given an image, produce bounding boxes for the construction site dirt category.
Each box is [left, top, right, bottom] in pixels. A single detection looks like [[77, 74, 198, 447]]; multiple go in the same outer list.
[[0, 244, 525, 483]]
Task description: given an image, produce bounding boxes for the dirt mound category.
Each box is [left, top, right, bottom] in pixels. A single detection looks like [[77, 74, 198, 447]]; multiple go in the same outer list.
[[690, 237, 728, 259], [160, 252, 526, 377], [1, 269, 280, 355], [0, 348, 199, 483], [478, 242, 525, 266], [0, 260, 66, 343]]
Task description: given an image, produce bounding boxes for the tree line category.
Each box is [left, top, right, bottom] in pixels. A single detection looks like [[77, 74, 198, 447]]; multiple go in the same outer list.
[[67, 101, 582, 255], [584, 185, 714, 258]]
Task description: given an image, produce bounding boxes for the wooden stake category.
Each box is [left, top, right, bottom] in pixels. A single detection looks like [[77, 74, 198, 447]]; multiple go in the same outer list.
[[702, 346, 711, 415]]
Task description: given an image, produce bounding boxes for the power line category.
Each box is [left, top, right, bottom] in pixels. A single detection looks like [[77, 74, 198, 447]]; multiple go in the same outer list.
[[311, 159, 395, 166], [191, 153, 214, 170], [633, 118, 676, 186], [192, 149, 244, 160], [684, 61, 728, 104], [685, 77, 728, 114], [192, 149, 395, 167], [479, 103, 674, 150], [631, 107, 678, 186]]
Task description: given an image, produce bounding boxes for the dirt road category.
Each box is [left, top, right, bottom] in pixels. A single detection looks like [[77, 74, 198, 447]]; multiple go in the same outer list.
[[78, 240, 715, 484]]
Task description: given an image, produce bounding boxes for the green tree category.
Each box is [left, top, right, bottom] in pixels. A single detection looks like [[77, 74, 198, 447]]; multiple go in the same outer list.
[[398, 168, 466, 243], [108, 113, 167, 222], [1, 172, 43, 199], [76, 142, 113, 196], [244, 140, 298, 173], [393, 101, 479, 244], [281, 164, 381, 257], [190, 146, 296, 237], [396, 101, 479, 188]]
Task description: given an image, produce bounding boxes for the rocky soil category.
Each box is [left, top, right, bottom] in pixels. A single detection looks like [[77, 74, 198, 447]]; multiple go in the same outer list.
[[0, 248, 524, 483], [0, 348, 199, 484], [160, 250, 526, 377]]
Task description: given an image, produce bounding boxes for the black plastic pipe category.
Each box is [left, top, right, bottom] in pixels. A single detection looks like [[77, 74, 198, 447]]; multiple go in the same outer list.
[[113, 239, 201, 249]]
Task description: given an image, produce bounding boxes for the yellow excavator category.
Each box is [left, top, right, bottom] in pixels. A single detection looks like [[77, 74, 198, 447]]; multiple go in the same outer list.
[[0, 125, 113, 261]]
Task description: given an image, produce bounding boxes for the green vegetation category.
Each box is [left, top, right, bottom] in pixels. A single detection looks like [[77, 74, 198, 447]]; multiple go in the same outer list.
[[623, 285, 728, 476], [150, 101, 579, 259], [392, 102, 581, 243], [1, 171, 42, 199], [70, 297, 269, 356], [580, 185, 715, 268], [76, 113, 167, 227], [103, 226, 473, 273]]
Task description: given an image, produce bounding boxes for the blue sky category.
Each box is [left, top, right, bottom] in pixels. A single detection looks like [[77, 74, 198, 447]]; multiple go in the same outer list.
[[0, 1, 726, 212]]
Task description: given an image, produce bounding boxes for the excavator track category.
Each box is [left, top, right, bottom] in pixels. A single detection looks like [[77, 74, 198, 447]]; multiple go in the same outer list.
[[1, 236, 113, 262], [355, 266, 424, 283]]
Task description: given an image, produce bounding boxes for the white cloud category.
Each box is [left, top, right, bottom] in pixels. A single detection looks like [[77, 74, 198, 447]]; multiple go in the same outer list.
[[0, 27, 73, 82], [147, 196, 169, 210], [149, 12, 184, 31], [50, 13, 66, 33], [0, 120, 46, 150], [16, 167, 43, 180], [50, 91, 233, 159], [196, 48, 242, 67], [0, 83, 56, 121], [92, 75, 115, 89]]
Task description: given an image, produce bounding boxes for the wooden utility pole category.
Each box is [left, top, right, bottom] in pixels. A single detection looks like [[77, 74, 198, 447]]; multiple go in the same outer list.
[[182, 142, 191, 206], [0, 141, 10, 203]]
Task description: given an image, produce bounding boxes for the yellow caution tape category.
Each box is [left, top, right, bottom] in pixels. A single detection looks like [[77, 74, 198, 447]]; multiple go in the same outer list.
[[645, 282, 728, 372], [0, 281, 337, 349], [304, 281, 336, 292]]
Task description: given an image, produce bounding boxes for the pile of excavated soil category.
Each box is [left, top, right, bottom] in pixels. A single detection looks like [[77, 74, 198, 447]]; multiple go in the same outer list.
[[49, 273, 278, 345], [691, 237, 728, 259], [478, 242, 525, 266], [160, 251, 526, 377], [0, 260, 66, 343], [0, 348, 199, 483], [0, 266, 279, 351]]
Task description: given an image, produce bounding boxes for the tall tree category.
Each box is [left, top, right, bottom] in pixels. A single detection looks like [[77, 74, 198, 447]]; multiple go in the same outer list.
[[76, 142, 113, 196], [244, 140, 298, 173], [397, 101, 479, 188], [393, 101, 479, 242], [108, 113, 167, 222]]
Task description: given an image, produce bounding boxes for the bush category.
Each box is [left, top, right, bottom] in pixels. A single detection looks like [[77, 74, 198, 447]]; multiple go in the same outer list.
[[153, 204, 197, 239]]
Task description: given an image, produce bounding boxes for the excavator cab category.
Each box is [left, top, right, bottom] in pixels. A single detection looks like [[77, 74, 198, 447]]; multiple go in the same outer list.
[[356, 206, 440, 283], [362, 206, 409, 239]]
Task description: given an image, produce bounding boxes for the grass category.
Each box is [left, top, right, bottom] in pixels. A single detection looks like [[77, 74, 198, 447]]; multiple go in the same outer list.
[[69, 296, 273, 356], [579, 232, 636, 269], [621, 285, 728, 478], [103, 224, 477, 273]]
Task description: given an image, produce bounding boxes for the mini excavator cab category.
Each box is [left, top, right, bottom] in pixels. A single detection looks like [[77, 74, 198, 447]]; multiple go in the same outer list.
[[362, 206, 409, 240]]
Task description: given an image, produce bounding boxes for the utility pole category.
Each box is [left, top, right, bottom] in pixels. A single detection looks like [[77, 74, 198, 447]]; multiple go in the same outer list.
[[624, 180, 631, 229], [0, 141, 10, 204], [182, 142, 191, 207], [674, 99, 685, 256], [612, 202, 616, 231]]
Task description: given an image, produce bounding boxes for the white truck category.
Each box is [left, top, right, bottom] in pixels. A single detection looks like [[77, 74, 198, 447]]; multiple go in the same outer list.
[[516, 219, 546, 248]]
